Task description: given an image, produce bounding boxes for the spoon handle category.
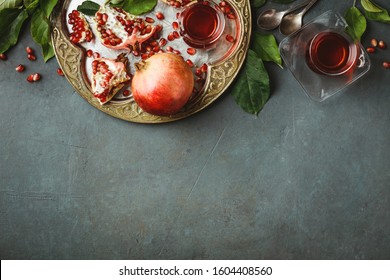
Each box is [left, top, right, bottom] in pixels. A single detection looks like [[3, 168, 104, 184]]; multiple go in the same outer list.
[[285, 0, 315, 14], [299, 0, 318, 15]]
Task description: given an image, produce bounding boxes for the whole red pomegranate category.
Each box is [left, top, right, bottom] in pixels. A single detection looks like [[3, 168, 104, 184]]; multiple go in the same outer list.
[[132, 53, 195, 116]]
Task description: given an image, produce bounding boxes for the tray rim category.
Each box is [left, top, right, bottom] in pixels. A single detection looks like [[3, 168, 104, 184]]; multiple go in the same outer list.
[[51, 0, 252, 123]]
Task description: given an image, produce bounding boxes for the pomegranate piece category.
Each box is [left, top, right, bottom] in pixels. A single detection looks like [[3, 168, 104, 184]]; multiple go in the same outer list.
[[68, 10, 93, 44], [94, 5, 157, 51], [156, 12, 165, 20], [26, 46, 34, 54], [27, 54, 37, 61], [91, 54, 131, 104]]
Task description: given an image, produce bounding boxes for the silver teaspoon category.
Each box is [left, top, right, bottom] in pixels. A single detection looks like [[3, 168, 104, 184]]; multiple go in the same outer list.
[[279, 0, 319, 35], [257, 0, 314, 30]]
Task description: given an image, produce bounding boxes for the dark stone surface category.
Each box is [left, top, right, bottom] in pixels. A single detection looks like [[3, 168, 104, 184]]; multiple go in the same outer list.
[[1, 0, 389, 259]]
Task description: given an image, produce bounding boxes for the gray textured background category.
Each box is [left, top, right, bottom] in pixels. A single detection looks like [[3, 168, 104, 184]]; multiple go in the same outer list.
[[1, 0, 389, 259]]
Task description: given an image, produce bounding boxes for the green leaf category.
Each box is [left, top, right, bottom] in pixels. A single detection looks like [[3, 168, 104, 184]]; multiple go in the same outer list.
[[31, 7, 54, 61], [0, 0, 23, 10], [251, 32, 282, 67], [360, 0, 390, 23], [77, 0, 100, 16], [121, 0, 157, 15], [0, 8, 29, 53], [23, 0, 39, 14], [39, 0, 58, 17], [345, 6, 366, 41], [231, 50, 270, 115], [361, 0, 383, 13], [365, 9, 390, 23], [251, 0, 266, 8]]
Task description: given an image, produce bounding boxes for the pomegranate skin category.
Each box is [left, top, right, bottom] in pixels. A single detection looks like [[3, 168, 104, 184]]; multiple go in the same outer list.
[[132, 53, 194, 116]]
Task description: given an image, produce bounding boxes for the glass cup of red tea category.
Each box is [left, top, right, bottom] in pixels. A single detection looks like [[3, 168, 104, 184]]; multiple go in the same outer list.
[[178, 1, 226, 49], [306, 30, 360, 76]]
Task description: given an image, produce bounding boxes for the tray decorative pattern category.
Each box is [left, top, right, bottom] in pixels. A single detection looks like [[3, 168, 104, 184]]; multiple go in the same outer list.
[[51, 0, 251, 123]]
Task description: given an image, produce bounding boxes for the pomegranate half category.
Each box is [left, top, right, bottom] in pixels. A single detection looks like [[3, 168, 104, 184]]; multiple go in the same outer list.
[[94, 5, 156, 51], [131, 53, 195, 116]]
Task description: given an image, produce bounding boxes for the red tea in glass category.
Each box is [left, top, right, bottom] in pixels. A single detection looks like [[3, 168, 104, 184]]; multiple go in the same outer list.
[[306, 30, 359, 75], [179, 1, 225, 49]]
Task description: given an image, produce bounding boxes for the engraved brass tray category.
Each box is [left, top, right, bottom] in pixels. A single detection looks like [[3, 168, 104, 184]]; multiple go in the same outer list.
[[51, 0, 251, 123]]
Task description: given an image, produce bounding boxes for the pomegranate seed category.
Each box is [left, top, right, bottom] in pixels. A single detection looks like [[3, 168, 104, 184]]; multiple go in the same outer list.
[[173, 49, 181, 55], [27, 74, 34, 83], [0, 53, 7, 60], [220, 0, 227, 7], [173, 31, 180, 39], [27, 54, 37, 61], [57, 68, 64, 76], [378, 40, 386, 49], [156, 12, 164, 20], [370, 38, 378, 47], [200, 63, 208, 72], [26, 46, 34, 54], [153, 45, 160, 52], [141, 53, 149, 60], [172, 21, 179, 30], [187, 48, 196, 55], [132, 50, 140, 56], [383, 61, 390, 69], [123, 89, 130, 96], [32, 73, 41, 81], [366, 47, 375, 53], [195, 68, 202, 76], [15, 64, 25, 72], [86, 49, 93, 57], [159, 38, 167, 47], [166, 46, 174, 52], [93, 52, 100, 58], [167, 33, 175, 41], [226, 34, 235, 43], [186, 59, 194, 68], [145, 17, 155, 23], [227, 13, 236, 20]]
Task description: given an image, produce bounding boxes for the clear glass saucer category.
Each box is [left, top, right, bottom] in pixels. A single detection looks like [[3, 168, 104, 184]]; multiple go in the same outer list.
[[279, 10, 371, 102]]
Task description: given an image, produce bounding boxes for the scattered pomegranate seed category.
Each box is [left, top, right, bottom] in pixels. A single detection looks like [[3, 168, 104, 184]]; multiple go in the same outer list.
[[27, 54, 37, 61], [370, 38, 378, 47], [57, 68, 64, 76], [166, 46, 174, 52], [220, 0, 227, 7], [93, 52, 100, 58], [123, 89, 131, 96], [27, 74, 34, 82], [15, 64, 25, 72], [173, 49, 181, 55], [156, 12, 165, 20], [173, 31, 180, 39], [132, 50, 140, 56], [186, 59, 194, 68], [159, 38, 167, 47], [172, 21, 179, 30], [200, 63, 208, 72], [145, 17, 155, 23], [195, 68, 203, 76], [366, 47, 375, 53], [187, 48, 196, 55], [0, 53, 7, 60], [26, 46, 34, 54], [32, 73, 41, 81], [86, 49, 93, 57], [227, 13, 236, 20], [226, 34, 235, 43], [167, 32, 175, 41], [378, 40, 386, 49], [141, 53, 149, 60], [383, 61, 390, 69]]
